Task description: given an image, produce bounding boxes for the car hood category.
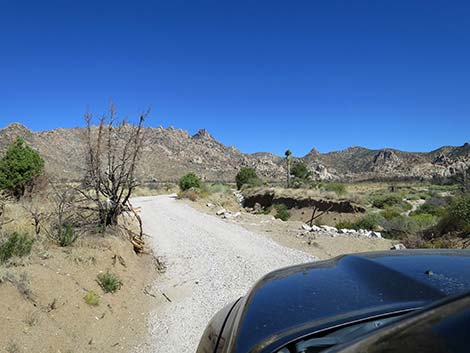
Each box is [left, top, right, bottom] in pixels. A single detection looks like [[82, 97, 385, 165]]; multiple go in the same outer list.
[[229, 249, 470, 353]]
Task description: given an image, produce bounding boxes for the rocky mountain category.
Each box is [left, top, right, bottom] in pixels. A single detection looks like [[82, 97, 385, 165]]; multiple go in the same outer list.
[[0, 122, 468, 183]]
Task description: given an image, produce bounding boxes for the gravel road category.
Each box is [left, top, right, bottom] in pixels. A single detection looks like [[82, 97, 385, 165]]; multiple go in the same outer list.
[[132, 195, 315, 353]]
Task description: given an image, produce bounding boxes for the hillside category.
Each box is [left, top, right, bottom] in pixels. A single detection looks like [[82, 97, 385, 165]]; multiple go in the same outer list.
[[0, 122, 468, 182]]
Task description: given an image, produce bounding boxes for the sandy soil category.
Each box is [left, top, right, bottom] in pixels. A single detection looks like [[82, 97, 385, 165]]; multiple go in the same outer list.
[[0, 234, 158, 353]]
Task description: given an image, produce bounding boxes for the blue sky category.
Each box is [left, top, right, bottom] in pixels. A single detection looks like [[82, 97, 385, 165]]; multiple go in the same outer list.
[[0, 1, 469, 156]]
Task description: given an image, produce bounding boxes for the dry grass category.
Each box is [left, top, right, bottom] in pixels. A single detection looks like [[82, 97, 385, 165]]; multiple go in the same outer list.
[[133, 183, 179, 197], [2, 201, 35, 236]]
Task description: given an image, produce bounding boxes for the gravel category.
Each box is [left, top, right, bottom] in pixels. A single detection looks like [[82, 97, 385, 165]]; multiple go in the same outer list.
[[132, 195, 315, 353]]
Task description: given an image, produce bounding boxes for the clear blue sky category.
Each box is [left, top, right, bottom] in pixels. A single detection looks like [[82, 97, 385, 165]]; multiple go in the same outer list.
[[0, 1, 469, 156]]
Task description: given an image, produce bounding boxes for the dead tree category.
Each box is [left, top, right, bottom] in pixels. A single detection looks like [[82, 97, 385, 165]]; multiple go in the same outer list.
[[43, 186, 98, 246], [80, 105, 148, 239], [23, 201, 49, 236], [308, 204, 333, 227]]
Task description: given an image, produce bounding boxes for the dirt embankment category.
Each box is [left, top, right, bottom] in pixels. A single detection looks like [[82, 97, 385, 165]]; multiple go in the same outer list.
[[0, 235, 159, 353], [243, 188, 366, 213]]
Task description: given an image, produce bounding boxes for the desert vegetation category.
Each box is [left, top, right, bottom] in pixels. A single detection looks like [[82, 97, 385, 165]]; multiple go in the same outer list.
[[237, 167, 469, 249], [0, 138, 44, 200], [235, 167, 262, 190], [0, 108, 159, 352]]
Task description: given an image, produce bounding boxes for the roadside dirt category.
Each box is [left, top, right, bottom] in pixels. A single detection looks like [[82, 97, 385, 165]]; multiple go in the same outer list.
[[0, 234, 158, 353], [188, 198, 394, 260]]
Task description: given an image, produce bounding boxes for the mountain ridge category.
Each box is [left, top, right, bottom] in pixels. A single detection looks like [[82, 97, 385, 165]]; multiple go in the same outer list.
[[0, 122, 468, 183]]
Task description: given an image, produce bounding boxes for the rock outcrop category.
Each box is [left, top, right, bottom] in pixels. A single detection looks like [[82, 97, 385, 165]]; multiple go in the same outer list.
[[0, 122, 468, 183]]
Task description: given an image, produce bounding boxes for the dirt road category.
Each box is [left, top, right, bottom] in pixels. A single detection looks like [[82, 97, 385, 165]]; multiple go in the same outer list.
[[132, 195, 314, 353]]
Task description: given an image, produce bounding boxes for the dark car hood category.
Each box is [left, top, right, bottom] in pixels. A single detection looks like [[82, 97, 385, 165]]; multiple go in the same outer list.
[[230, 250, 470, 353]]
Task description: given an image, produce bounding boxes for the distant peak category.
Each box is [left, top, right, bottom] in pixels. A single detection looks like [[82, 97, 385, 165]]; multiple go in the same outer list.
[[1, 122, 32, 133], [306, 147, 320, 156], [192, 129, 213, 139]]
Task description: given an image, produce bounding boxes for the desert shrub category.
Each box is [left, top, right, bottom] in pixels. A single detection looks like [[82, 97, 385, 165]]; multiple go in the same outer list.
[[55, 224, 78, 247], [371, 193, 411, 211], [410, 214, 438, 229], [292, 162, 312, 180], [410, 202, 446, 217], [382, 214, 437, 234], [262, 206, 273, 215], [177, 189, 199, 202], [337, 214, 381, 231], [0, 232, 34, 263], [435, 195, 470, 235], [274, 204, 290, 221], [353, 214, 381, 230], [447, 196, 470, 226], [322, 182, 346, 196], [179, 173, 201, 191], [0, 138, 45, 199], [380, 207, 402, 220], [236, 167, 262, 190], [84, 290, 100, 306], [97, 271, 122, 293], [202, 183, 231, 194]]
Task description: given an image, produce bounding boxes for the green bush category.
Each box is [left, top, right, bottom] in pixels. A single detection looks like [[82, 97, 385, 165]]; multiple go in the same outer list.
[[179, 172, 201, 191], [384, 214, 437, 234], [292, 162, 312, 180], [380, 207, 402, 220], [436, 195, 470, 235], [337, 214, 381, 231], [447, 196, 470, 227], [235, 167, 262, 190], [371, 194, 401, 208], [51, 224, 78, 247], [354, 214, 381, 230], [97, 271, 122, 293], [410, 214, 438, 230], [323, 183, 346, 196], [371, 193, 411, 211], [0, 232, 34, 263], [274, 204, 290, 221], [410, 202, 446, 217], [83, 290, 100, 306], [0, 138, 45, 199]]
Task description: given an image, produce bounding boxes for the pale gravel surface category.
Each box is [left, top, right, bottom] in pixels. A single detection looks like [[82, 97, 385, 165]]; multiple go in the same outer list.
[[132, 195, 315, 353]]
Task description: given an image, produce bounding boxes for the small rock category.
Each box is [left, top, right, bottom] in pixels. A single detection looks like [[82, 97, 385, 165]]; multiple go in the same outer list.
[[301, 224, 312, 231], [253, 203, 263, 214], [370, 231, 382, 238], [233, 212, 241, 218], [206, 203, 214, 208], [320, 225, 337, 233], [391, 243, 406, 250], [216, 209, 226, 216], [311, 225, 322, 232]]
